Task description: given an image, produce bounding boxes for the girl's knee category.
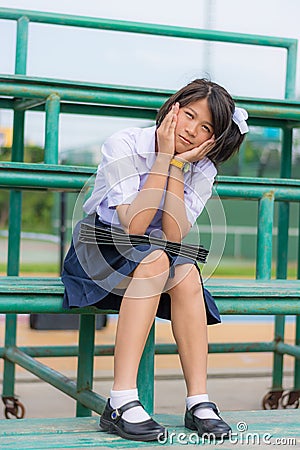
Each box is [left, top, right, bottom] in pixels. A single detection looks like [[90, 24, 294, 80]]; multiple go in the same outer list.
[[133, 250, 170, 279], [166, 264, 202, 295]]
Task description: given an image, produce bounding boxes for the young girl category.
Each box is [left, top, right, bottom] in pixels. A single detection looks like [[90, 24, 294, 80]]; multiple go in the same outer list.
[[62, 79, 248, 442]]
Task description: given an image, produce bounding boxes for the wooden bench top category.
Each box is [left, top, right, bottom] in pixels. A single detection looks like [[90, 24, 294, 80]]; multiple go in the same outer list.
[[0, 410, 299, 448]]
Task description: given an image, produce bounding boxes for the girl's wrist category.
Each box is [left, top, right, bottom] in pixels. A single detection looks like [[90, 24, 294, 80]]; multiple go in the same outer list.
[[169, 163, 185, 181], [156, 153, 173, 164]]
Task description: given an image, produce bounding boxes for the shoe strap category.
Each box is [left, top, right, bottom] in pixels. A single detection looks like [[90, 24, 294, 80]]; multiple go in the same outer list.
[[110, 399, 143, 421], [189, 401, 220, 416], [118, 399, 143, 414]]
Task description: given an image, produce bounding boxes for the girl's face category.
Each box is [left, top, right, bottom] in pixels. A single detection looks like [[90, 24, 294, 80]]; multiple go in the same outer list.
[[174, 98, 214, 154]]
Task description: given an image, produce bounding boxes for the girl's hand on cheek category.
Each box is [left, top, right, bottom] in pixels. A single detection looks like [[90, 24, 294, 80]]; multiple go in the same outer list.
[[156, 102, 179, 159], [179, 135, 215, 163]]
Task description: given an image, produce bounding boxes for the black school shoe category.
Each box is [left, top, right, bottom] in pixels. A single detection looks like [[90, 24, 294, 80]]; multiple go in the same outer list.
[[184, 401, 231, 439], [99, 398, 167, 442]]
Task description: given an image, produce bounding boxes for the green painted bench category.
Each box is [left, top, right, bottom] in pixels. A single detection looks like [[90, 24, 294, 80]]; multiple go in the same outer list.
[[1, 74, 300, 126], [0, 411, 299, 449], [1, 276, 299, 419], [0, 277, 299, 315]]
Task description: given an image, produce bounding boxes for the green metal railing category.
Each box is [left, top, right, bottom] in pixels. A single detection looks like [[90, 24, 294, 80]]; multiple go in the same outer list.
[[0, 8, 299, 417], [0, 6, 297, 98]]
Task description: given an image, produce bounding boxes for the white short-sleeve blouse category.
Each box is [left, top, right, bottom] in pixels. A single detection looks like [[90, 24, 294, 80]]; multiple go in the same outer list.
[[83, 125, 217, 235]]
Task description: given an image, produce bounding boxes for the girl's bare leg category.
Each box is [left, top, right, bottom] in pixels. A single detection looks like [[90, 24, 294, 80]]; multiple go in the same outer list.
[[113, 250, 170, 390], [165, 264, 208, 396], [164, 264, 232, 434]]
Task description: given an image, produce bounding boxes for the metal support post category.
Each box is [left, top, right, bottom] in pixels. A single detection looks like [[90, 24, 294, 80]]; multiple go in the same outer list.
[[137, 322, 155, 415], [273, 126, 293, 390], [3, 16, 28, 408], [76, 315, 95, 417], [256, 192, 274, 280], [44, 93, 60, 164]]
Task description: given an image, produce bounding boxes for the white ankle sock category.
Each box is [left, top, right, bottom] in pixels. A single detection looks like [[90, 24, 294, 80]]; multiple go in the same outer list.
[[110, 388, 151, 423], [186, 394, 220, 420]]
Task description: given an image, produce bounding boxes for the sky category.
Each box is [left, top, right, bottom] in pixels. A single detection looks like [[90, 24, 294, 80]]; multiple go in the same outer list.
[[0, 0, 299, 153]]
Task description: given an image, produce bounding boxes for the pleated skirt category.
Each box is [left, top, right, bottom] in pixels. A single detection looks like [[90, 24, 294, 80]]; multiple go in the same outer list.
[[62, 213, 221, 325]]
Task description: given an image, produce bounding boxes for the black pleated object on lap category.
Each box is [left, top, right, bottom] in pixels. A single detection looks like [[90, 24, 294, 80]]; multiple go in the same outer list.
[[79, 222, 209, 264]]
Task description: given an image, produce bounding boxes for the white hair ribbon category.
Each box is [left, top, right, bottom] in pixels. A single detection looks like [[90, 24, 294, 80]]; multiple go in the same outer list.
[[232, 107, 249, 134]]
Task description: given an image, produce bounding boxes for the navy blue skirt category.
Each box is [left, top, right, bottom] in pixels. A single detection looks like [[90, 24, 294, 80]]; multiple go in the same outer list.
[[62, 214, 221, 325]]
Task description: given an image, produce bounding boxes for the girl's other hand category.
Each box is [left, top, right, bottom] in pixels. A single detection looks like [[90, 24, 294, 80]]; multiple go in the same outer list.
[[156, 103, 179, 158], [178, 135, 215, 163]]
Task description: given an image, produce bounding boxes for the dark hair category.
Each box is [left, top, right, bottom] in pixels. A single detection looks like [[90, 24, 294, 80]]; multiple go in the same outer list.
[[156, 78, 246, 165]]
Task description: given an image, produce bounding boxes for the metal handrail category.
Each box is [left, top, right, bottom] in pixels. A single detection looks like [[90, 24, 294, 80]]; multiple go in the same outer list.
[[0, 7, 297, 98]]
